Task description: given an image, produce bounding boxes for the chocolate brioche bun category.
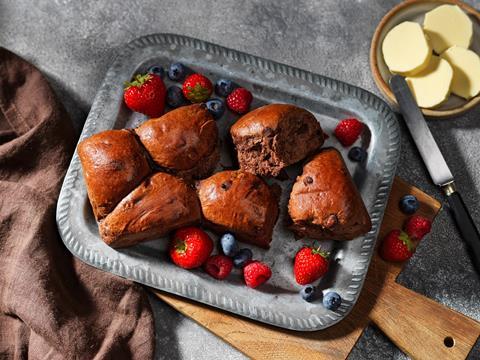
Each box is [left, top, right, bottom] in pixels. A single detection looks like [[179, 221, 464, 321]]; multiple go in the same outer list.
[[288, 148, 371, 240], [136, 104, 219, 180], [100, 172, 201, 248], [196, 170, 279, 248], [230, 104, 324, 177], [78, 129, 151, 221]]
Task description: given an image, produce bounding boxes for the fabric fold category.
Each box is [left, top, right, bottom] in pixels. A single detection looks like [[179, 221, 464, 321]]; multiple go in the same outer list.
[[0, 47, 155, 360]]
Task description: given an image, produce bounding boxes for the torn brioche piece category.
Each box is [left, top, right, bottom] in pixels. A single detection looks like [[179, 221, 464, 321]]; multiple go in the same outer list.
[[230, 104, 324, 177]]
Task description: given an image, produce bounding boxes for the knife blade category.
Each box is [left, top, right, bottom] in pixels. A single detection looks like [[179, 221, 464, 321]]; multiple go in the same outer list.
[[389, 76, 453, 186], [389, 75, 480, 274]]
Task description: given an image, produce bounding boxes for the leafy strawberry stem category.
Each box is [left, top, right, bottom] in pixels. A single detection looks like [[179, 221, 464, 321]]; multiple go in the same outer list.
[[311, 245, 329, 259], [174, 238, 187, 254], [124, 73, 152, 89], [399, 231, 414, 252]]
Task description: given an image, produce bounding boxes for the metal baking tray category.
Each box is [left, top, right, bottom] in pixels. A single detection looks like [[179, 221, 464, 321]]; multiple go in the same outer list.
[[56, 33, 400, 331]]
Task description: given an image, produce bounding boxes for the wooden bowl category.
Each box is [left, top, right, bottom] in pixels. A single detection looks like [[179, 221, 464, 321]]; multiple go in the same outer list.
[[370, 0, 480, 118]]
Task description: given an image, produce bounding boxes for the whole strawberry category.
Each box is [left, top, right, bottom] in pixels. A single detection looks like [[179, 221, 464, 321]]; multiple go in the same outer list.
[[293, 246, 329, 285], [226, 88, 252, 114], [204, 255, 233, 280], [169, 227, 214, 269], [380, 229, 414, 262], [243, 261, 272, 288], [124, 73, 166, 117], [334, 118, 363, 147], [404, 215, 432, 241], [182, 73, 213, 103]]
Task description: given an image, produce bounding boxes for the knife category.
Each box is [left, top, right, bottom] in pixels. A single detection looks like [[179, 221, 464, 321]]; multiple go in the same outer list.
[[389, 75, 480, 274]]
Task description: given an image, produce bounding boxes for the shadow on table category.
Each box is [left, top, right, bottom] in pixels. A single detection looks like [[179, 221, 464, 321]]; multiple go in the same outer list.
[[148, 293, 182, 360], [44, 71, 90, 136]]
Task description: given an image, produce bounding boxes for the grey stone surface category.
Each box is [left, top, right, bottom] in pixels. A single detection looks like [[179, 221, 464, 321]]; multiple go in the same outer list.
[[1, 0, 478, 359]]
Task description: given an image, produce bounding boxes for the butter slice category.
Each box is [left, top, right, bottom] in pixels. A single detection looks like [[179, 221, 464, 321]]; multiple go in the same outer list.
[[406, 55, 453, 108], [382, 21, 432, 75], [441, 46, 480, 100], [424, 5, 473, 54]]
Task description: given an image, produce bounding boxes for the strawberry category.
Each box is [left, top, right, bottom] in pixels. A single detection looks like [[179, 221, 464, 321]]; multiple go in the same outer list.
[[334, 118, 363, 147], [243, 261, 272, 288], [404, 215, 432, 241], [293, 246, 329, 285], [169, 227, 214, 269], [226, 88, 252, 114], [380, 229, 414, 262], [182, 73, 213, 103], [124, 73, 166, 117], [204, 255, 233, 280]]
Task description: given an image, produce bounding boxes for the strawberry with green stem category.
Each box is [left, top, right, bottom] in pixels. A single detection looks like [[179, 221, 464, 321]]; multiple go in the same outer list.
[[169, 227, 213, 269], [182, 73, 213, 103], [293, 245, 330, 285], [123, 73, 166, 117], [380, 229, 415, 262]]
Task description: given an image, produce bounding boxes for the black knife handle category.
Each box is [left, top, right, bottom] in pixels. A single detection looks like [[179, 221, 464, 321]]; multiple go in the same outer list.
[[447, 191, 480, 274]]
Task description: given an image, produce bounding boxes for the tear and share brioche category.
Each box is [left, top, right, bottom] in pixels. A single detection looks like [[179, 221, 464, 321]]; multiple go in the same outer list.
[[99, 172, 201, 248], [196, 170, 279, 248], [135, 104, 219, 179], [78, 129, 151, 221], [230, 104, 324, 177], [288, 148, 371, 240]]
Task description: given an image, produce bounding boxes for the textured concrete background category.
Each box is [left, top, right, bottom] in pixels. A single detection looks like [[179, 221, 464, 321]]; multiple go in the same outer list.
[[1, 0, 479, 358]]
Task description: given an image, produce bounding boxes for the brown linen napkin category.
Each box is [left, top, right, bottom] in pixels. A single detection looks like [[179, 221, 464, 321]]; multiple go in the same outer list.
[[0, 48, 155, 359]]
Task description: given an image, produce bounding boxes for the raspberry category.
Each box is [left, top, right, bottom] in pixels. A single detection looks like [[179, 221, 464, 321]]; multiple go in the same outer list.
[[334, 118, 363, 147], [226, 88, 252, 114], [404, 215, 432, 241], [243, 261, 272, 288], [204, 255, 233, 280]]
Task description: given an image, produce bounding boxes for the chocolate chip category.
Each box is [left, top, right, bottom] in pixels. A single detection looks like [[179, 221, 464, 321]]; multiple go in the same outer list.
[[221, 181, 232, 190], [108, 160, 124, 171]]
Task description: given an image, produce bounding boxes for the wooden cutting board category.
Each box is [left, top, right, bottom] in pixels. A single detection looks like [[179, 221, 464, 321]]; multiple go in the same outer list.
[[153, 177, 480, 359]]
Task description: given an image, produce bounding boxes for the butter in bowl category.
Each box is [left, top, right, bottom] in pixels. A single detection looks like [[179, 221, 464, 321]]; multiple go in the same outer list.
[[371, 1, 480, 118]]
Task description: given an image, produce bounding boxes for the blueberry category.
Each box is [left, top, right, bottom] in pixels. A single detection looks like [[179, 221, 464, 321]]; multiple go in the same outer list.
[[148, 65, 165, 78], [220, 233, 238, 257], [168, 62, 186, 81], [348, 146, 367, 162], [215, 78, 234, 97], [399, 194, 419, 215], [233, 248, 253, 268], [300, 285, 316, 302], [205, 98, 225, 119], [166, 86, 185, 108], [323, 291, 342, 311]]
